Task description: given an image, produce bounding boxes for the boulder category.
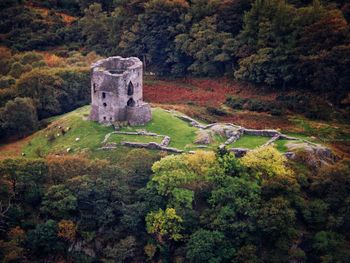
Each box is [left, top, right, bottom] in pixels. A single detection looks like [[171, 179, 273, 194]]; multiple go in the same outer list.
[[194, 130, 213, 144], [286, 142, 338, 169]]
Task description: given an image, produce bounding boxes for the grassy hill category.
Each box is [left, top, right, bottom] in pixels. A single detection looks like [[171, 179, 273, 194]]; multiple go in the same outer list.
[[19, 106, 317, 162]]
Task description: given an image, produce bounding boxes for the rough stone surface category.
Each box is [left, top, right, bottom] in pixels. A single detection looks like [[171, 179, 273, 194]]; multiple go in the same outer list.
[[89, 56, 151, 126], [286, 142, 338, 168], [160, 136, 171, 147], [194, 130, 213, 144], [243, 128, 280, 137], [121, 141, 183, 153]]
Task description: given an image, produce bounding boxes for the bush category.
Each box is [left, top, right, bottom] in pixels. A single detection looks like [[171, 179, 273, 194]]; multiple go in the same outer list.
[[0, 76, 15, 89], [0, 97, 39, 139], [9, 62, 32, 78], [206, 106, 228, 116], [276, 95, 332, 120], [225, 96, 247, 110], [16, 68, 90, 119], [20, 52, 44, 65], [244, 99, 267, 112], [0, 87, 16, 107]]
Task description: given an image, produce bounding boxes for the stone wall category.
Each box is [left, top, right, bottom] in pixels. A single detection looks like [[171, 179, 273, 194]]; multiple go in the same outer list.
[[126, 103, 152, 126], [89, 56, 151, 125]]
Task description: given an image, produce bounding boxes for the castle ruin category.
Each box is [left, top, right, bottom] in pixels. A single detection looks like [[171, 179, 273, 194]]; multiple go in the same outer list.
[[89, 56, 152, 126]]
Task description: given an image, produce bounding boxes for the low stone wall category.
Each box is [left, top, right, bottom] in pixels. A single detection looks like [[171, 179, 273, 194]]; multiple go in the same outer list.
[[121, 141, 183, 153], [160, 136, 171, 147], [101, 130, 161, 144], [261, 134, 281, 147], [222, 130, 244, 147], [242, 128, 281, 137], [99, 111, 333, 162]]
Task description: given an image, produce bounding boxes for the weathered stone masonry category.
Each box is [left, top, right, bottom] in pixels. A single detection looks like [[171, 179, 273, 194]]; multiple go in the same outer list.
[[89, 56, 152, 125]]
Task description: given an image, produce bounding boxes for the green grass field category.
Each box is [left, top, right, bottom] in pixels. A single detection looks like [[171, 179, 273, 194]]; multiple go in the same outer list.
[[120, 108, 198, 149], [228, 135, 270, 149], [21, 106, 308, 158], [107, 133, 163, 144]]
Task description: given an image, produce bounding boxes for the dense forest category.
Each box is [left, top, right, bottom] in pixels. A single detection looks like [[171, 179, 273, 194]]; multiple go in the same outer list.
[[1, 0, 350, 262]]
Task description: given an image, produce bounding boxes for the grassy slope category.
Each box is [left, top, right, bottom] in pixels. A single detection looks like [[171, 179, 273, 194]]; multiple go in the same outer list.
[[23, 106, 113, 157], [18, 106, 307, 159], [229, 135, 270, 149], [120, 108, 198, 149]]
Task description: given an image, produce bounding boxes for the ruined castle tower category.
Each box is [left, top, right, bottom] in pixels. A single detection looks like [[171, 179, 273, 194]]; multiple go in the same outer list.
[[89, 56, 152, 126]]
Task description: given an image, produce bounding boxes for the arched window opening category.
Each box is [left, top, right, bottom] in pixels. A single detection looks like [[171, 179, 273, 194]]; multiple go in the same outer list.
[[110, 117, 112, 121], [93, 83, 96, 93], [103, 103, 107, 107], [103, 116, 106, 120], [102, 92, 106, 99], [127, 98, 135, 107], [127, 81, 134, 96]]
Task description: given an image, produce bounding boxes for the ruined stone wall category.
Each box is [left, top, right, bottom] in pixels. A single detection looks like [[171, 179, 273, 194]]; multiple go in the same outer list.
[[127, 103, 152, 126], [89, 56, 151, 125]]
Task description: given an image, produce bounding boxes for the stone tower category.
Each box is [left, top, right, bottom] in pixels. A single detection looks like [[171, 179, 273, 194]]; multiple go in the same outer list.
[[89, 56, 152, 126]]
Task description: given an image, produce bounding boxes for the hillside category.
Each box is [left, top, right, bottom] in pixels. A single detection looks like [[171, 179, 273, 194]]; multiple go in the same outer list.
[[18, 106, 323, 160]]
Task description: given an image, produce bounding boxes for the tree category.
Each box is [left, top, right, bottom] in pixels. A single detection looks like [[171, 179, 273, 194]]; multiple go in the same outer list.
[[9, 62, 32, 79], [0, 226, 26, 263], [40, 185, 77, 219], [27, 220, 65, 257], [150, 151, 218, 208], [175, 15, 235, 76], [186, 229, 234, 263], [233, 0, 297, 86], [0, 158, 47, 206], [312, 231, 350, 262], [234, 47, 295, 86], [103, 236, 137, 262], [16, 69, 63, 118], [241, 146, 293, 180], [257, 197, 296, 240], [121, 0, 189, 74], [0, 97, 38, 139], [57, 219, 76, 242], [79, 3, 111, 54], [311, 160, 350, 234], [208, 176, 261, 243], [146, 208, 183, 244]]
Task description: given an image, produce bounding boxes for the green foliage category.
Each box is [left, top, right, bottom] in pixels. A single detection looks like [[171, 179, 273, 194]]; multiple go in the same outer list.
[[0, 76, 15, 89], [16, 68, 90, 119], [9, 62, 32, 79], [16, 69, 63, 118], [0, 97, 39, 139], [186, 229, 234, 263], [257, 197, 296, 240], [27, 220, 64, 257], [151, 151, 217, 208], [41, 185, 77, 218], [146, 208, 183, 244], [0, 5, 79, 51], [20, 52, 44, 65], [79, 3, 111, 55], [208, 176, 261, 242], [103, 236, 137, 261], [176, 15, 234, 76], [312, 231, 350, 262], [241, 146, 293, 179]]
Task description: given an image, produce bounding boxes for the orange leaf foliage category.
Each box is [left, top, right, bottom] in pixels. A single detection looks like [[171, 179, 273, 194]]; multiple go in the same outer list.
[[58, 220, 76, 242]]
